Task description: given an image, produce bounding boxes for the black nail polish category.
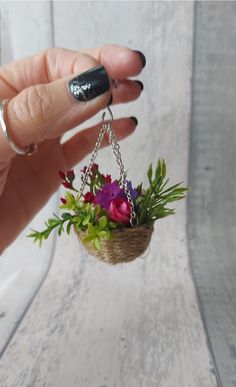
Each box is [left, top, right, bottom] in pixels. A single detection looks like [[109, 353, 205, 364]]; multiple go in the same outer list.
[[68, 65, 110, 102], [133, 50, 146, 68], [134, 80, 144, 91], [129, 116, 138, 126]]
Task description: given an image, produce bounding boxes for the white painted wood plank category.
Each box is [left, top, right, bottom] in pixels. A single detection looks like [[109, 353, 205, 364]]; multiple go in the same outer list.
[[0, 2, 218, 386], [188, 2, 236, 386], [0, 1, 57, 355], [0, 227, 217, 387]]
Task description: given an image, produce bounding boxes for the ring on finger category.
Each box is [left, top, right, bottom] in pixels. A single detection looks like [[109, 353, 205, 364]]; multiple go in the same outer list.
[[0, 99, 38, 156]]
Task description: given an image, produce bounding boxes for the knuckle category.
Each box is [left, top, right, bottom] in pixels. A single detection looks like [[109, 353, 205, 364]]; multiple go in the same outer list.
[[12, 85, 52, 135], [24, 85, 51, 121]]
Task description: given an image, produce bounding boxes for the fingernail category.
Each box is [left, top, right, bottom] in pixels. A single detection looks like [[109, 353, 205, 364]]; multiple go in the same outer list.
[[134, 80, 144, 91], [133, 50, 146, 68], [129, 116, 138, 126], [68, 65, 110, 102]]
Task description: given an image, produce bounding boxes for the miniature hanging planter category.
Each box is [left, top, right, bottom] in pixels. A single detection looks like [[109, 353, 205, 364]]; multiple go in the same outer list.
[[28, 107, 188, 265]]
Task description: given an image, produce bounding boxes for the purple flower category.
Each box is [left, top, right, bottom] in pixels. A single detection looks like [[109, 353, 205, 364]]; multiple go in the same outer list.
[[119, 180, 138, 201], [95, 182, 121, 209]]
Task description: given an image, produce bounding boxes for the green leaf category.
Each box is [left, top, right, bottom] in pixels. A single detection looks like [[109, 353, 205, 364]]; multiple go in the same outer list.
[[47, 218, 59, 227], [61, 212, 72, 219], [75, 199, 84, 209], [155, 159, 161, 180], [73, 215, 83, 225], [82, 235, 94, 243], [108, 221, 119, 229], [161, 159, 166, 178], [58, 223, 64, 236], [66, 220, 72, 235], [99, 216, 107, 229], [98, 230, 109, 239], [82, 215, 90, 226], [94, 205, 101, 216], [65, 191, 76, 202], [93, 238, 101, 250], [136, 183, 143, 196], [160, 182, 183, 195], [147, 163, 153, 184]]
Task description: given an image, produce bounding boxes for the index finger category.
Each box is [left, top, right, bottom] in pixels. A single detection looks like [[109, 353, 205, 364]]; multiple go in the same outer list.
[[0, 45, 145, 98]]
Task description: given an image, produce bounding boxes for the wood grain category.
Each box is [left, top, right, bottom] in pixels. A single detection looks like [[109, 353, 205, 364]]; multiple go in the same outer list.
[[0, 2, 218, 386], [0, 1, 58, 356], [188, 2, 236, 386]]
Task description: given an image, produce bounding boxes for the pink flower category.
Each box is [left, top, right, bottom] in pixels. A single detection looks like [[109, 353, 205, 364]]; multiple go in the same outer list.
[[108, 197, 131, 225], [84, 192, 95, 203], [60, 197, 67, 204]]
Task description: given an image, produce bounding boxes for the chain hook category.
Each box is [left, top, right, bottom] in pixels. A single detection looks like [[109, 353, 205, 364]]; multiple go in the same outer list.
[[101, 105, 113, 124]]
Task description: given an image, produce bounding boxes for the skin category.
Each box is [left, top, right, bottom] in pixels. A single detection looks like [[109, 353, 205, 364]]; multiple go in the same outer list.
[[0, 45, 144, 252]]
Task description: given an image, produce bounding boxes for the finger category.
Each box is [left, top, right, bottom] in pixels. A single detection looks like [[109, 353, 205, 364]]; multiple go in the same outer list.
[[84, 44, 146, 80], [0, 45, 145, 97], [0, 59, 112, 161], [110, 79, 143, 105], [62, 117, 138, 168]]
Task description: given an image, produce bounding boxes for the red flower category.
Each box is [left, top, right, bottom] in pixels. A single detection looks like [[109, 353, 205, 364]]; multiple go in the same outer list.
[[62, 181, 73, 189], [84, 192, 95, 203], [60, 197, 67, 204], [108, 197, 131, 225], [58, 170, 66, 180], [81, 166, 87, 174], [67, 169, 75, 182], [58, 169, 77, 191], [81, 164, 98, 178], [104, 174, 112, 183], [91, 163, 99, 172]]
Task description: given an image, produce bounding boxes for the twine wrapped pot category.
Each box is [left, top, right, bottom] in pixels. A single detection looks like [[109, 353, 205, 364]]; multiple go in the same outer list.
[[76, 223, 154, 265]]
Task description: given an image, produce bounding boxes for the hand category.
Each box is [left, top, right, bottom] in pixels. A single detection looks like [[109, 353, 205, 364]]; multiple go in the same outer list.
[[0, 45, 145, 252]]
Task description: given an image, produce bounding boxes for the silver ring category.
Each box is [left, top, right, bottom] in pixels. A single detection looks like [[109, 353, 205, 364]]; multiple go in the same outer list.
[[0, 99, 38, 156]]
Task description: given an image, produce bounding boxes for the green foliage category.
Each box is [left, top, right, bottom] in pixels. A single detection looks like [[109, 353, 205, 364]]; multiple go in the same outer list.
[[136, 159, 189, 225], [28, 193, 119, 249], [81, 217, 113, 250], [28, 160, 189, 250]]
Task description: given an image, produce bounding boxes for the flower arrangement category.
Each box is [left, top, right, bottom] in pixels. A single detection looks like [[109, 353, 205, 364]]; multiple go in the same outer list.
[[28, 159, 188, 264]]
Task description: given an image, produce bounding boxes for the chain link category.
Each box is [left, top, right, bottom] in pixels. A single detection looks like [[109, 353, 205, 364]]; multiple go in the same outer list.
[[79, 123, 107, 194], [79, 107, 136, 227]]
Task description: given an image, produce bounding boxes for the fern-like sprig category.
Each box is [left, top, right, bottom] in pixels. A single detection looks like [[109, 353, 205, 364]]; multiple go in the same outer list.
[[136, 159, 189, 225], [28, 192, 118, 249]]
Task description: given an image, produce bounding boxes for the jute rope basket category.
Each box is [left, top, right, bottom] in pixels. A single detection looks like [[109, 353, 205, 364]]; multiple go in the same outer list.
[[76, 223, 154, 265]]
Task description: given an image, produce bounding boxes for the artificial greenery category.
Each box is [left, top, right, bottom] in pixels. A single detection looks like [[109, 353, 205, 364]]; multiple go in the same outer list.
[[28, 159, 188, 250], [136, 159, 188, 225], [28, 191, 118, 249]]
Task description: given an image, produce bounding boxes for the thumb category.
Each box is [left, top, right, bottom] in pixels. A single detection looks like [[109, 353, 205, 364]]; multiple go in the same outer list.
[[0, 60, 111, 160]]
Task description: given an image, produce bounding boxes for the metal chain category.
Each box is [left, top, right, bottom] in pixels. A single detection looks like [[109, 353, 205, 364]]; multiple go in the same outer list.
[[106, 120, 136, 226], [79, 107, 136, 227], [79, 123, 107, 194]]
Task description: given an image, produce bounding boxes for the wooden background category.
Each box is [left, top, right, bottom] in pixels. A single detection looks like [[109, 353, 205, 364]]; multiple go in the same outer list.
[[0, 2, 235, 386]]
